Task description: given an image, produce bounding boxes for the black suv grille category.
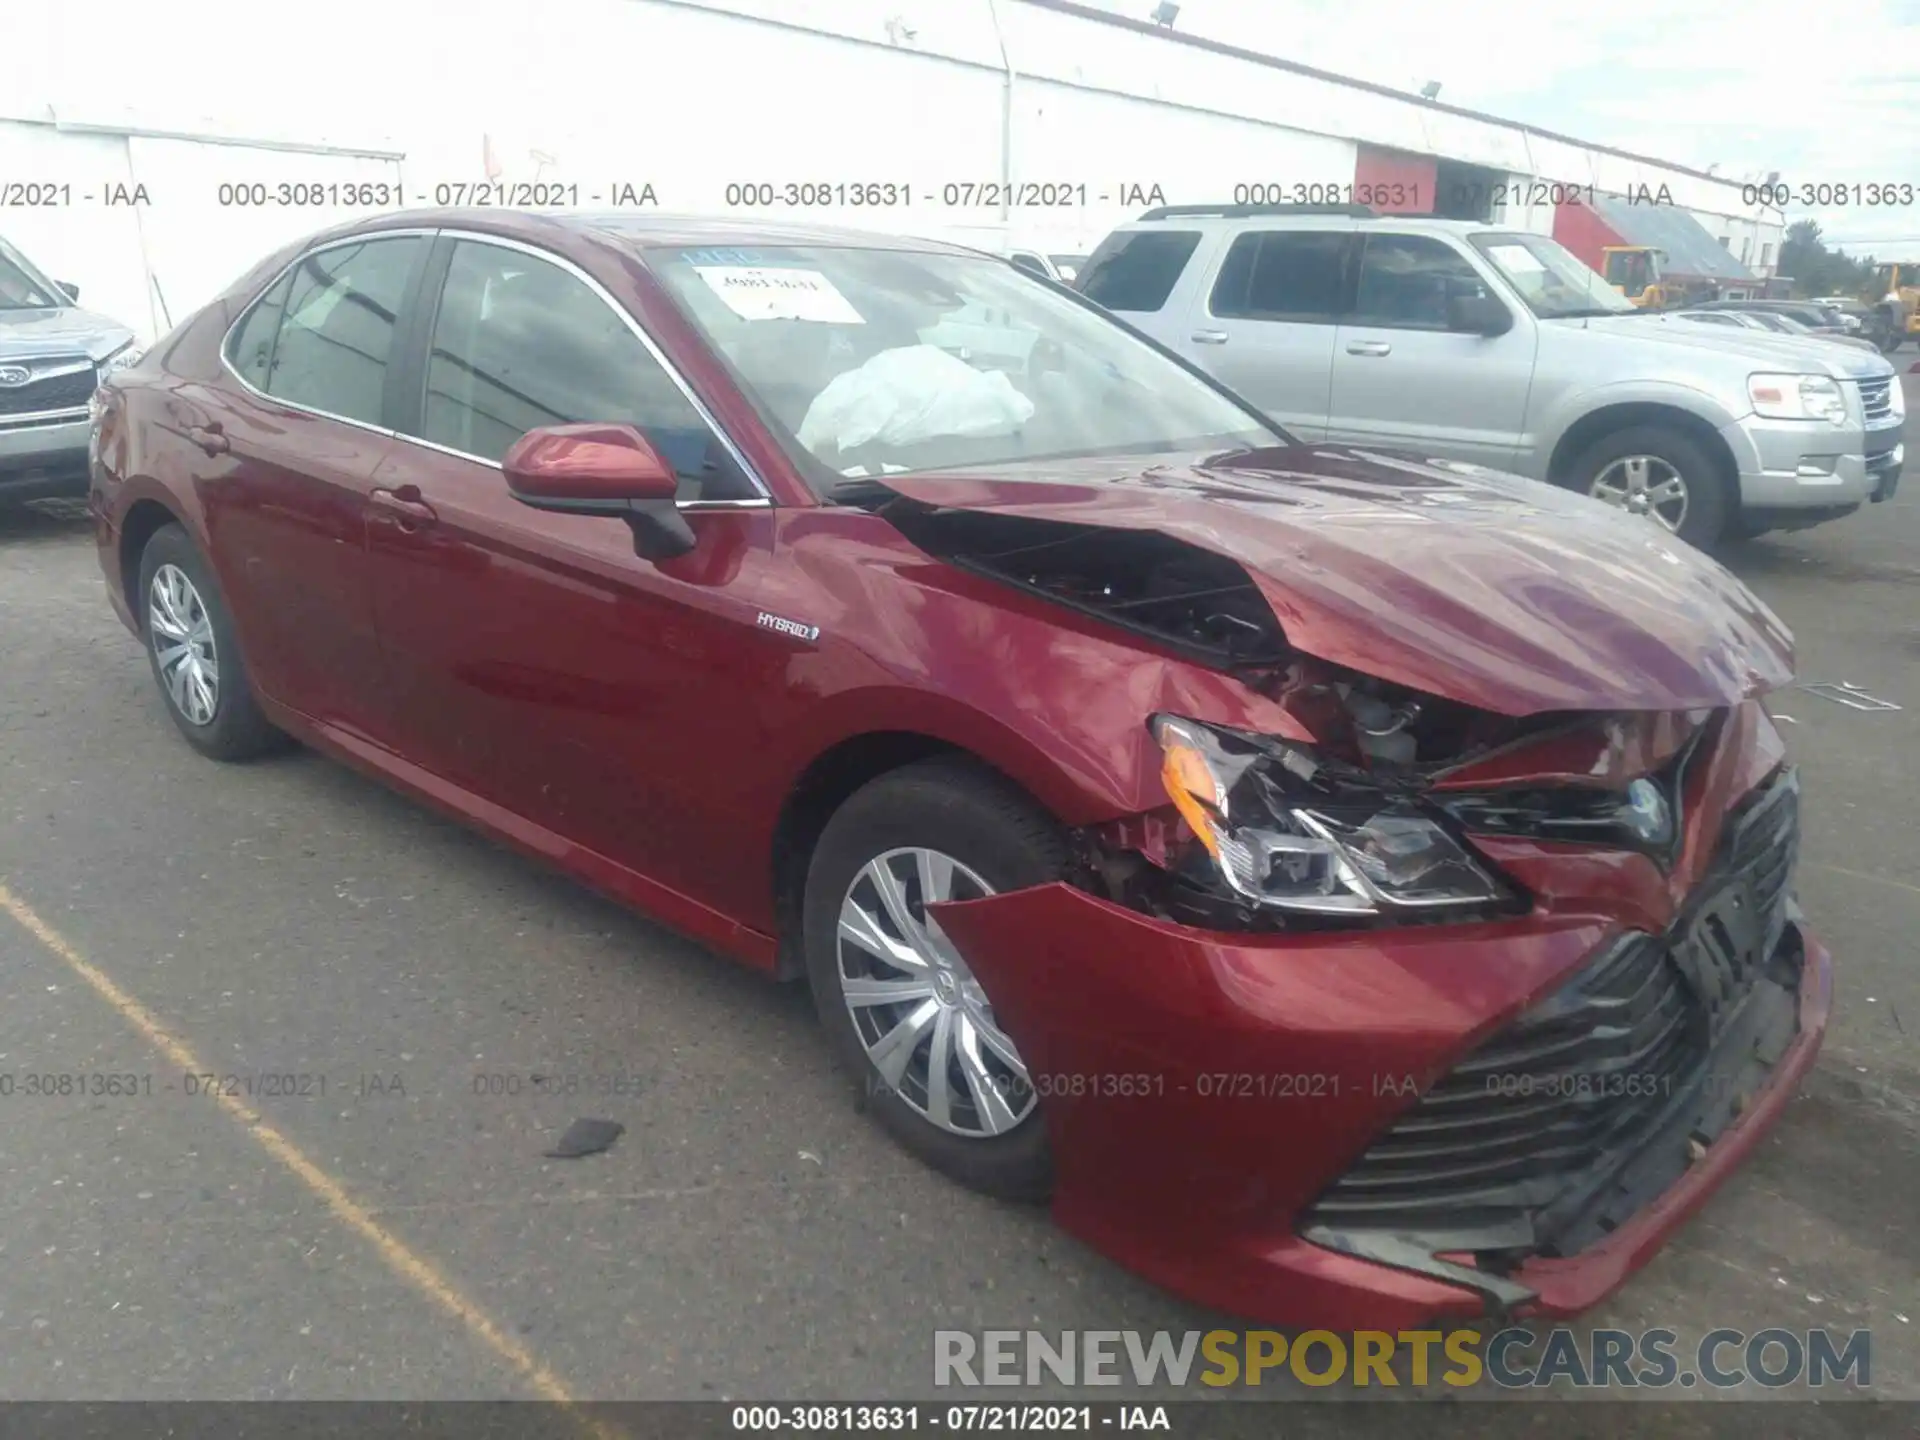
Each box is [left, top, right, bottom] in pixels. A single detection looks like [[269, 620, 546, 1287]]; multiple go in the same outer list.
[[0, 361, 96, 418], [1303, 767, 1802, 1262]]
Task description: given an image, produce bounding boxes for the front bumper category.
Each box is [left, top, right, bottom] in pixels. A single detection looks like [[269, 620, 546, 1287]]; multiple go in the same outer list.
[[931, 737, 1827, 1330], [0, 412, 91, 501], [1721, 412, 1902, 509]]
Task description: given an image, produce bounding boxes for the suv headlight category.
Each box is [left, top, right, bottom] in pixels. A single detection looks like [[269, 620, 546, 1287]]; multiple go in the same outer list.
[[1151, 715, 1510, 916], [97, 342, 144, 380], [1748, 373, 1847, 425]]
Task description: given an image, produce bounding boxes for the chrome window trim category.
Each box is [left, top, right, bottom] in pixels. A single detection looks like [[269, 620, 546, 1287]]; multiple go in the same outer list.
[[385, 426, 772, 510], [217, 225, 774, 507]]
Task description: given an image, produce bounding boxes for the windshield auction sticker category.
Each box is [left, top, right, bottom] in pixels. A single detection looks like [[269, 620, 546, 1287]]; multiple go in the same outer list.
[[692, 265, 864, 323]]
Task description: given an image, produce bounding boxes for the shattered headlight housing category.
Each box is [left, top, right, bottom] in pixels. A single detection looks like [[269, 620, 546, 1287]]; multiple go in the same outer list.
[[1151, 715, 1510, 916]]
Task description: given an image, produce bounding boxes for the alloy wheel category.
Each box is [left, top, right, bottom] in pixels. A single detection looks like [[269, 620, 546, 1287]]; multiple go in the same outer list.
[[835, 847, 1036, 1138], [1589, 455, 1689, 533], [148, 563, 220, 726]]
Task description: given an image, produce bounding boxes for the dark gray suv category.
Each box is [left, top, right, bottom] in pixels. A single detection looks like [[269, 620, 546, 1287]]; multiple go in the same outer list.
[[1, 235, 140, 506]]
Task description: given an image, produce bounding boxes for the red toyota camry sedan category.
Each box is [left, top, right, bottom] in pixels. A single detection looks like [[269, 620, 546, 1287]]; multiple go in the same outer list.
[[89, 210, 1829, 1330]]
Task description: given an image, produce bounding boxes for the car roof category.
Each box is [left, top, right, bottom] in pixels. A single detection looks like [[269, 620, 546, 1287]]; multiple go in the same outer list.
[[1115, 206, 1508, 237], [336, 208, 987, 258]]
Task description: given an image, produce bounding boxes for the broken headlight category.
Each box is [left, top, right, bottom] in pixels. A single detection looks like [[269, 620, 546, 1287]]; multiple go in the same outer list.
[[1152, 715, 1511, 916]]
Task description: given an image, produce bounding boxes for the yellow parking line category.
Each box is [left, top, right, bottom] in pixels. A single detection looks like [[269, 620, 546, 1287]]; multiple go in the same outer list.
[[1, 881, 622, 1437]]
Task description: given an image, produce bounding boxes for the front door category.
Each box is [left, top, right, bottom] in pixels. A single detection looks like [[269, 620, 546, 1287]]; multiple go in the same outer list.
[[1326, 232, 1538, 471], [361, 234, 790, 920]]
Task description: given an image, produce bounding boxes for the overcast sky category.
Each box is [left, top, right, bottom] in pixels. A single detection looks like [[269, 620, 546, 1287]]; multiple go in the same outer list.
[[1079, 0, 1920, 254]]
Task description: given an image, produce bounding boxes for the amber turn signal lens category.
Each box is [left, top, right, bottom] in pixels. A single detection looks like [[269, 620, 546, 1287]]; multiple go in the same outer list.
[[1160, 740, 1225, 858]]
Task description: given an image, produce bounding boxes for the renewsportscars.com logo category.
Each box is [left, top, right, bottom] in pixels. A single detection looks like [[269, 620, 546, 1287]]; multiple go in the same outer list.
[[933, 1327, 1873, 1391]]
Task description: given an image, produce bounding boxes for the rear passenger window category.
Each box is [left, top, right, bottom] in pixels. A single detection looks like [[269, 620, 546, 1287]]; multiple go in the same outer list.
[[1210, 232, 1352, 323], [226, 272, 291, 390], [1353, 235, 1486, 330], [411, 240, 756, 501], [1077, 230, 1201, 313], [246, 237, 422, 425]]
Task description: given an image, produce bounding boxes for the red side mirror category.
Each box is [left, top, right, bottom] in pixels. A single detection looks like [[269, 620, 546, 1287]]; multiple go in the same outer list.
[[502, 424, 678, 510], [502, 423, 694, 562]]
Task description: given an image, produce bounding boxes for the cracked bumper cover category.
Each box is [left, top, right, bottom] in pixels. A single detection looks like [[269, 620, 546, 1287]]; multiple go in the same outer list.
[[929, 882, 1831, 1331]]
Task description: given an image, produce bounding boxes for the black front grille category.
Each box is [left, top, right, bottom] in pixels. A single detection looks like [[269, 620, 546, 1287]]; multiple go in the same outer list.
[[1725, 764, 1798, 950], [1303, 766, 1803, 1263], [1857, 376, 1894, 423], [0, 361, 96, 418]]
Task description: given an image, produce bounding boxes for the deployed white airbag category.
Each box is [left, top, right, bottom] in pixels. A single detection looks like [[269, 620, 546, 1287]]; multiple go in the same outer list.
[[797, 344, 1035, 454]]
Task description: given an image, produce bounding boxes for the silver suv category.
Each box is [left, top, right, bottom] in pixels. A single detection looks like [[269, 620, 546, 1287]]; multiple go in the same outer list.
[[1079, 204, 1905, 546], [1, 235, 141, 507]]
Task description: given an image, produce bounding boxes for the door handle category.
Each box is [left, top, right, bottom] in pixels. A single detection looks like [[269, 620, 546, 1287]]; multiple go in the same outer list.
[[369, 484, 438, 532], [187, 423, 229, 457], [1190, 329, 1229, 345], [1345, 340, 1393, 357]]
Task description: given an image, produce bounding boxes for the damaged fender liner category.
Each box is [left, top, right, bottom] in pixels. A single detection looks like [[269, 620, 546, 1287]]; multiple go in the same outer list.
[[878, 496, 1291, 670]]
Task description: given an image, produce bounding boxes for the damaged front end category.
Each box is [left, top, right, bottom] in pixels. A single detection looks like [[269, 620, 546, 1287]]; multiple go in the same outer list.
[[873, 480, 1756, 938], [880, 478, 1825, 1326]]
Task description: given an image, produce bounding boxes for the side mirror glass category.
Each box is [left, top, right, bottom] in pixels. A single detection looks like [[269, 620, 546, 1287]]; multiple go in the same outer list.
[[57, 281, 80, 302], [502, 423, 694, 561]]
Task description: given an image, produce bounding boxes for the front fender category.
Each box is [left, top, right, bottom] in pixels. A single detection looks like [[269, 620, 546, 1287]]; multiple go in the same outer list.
[[1535, 380, 1746, 471]]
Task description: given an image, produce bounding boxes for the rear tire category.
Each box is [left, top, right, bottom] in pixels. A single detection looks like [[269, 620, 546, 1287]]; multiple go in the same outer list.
[[1562, 424, 1732, 549], [802, 757, 1069, 1202], [137, 524, 288, 761]]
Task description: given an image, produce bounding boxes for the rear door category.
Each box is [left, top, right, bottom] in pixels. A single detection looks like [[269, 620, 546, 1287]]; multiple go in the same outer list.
[[1075, 227, 1204, 348], [1327, 232, 1537, 469], [1183, 229, 1356, 441], [197, 232, 431, 740]]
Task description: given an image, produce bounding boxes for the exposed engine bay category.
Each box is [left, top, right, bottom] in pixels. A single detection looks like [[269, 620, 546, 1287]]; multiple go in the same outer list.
[[879, 493, 1719, 936], [878, 499, 1290, 668], [879, 494, 1557, 771]]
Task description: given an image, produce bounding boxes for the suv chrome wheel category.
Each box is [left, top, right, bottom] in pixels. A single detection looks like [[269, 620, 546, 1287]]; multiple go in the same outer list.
[[836, 847, 1035, 1138], [149, 562, 220, 726], [1590, 455, 1689, 533]]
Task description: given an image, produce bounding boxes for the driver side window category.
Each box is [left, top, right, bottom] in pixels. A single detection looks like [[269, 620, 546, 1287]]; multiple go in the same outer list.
[[1353, 235, 1487, 331], [416, 241, 757, 501]]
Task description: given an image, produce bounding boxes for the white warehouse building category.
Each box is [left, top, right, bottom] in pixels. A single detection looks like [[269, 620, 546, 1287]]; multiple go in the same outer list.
[[5, 0, 1786, 345]]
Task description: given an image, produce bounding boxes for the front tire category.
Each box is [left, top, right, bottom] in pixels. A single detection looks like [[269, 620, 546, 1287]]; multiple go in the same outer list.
[[137, 524, 287, 761], [802, 757, 1069, 1202], [1563, 424, 1732, 548]]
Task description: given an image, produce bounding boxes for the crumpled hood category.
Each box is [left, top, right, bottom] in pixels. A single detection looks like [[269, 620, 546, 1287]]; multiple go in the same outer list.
[[0, 306, 137, 362], [879, 445, 1796, 717]]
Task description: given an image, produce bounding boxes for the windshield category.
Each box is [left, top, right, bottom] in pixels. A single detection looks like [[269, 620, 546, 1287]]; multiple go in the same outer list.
[[0, 237, 64, 310], [648, 244, 1280, 496], [1470, 233, 1638, 319]]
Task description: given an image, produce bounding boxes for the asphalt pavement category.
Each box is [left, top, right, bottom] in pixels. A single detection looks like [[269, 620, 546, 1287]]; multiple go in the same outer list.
[[1, 393, 1916, 1428]]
